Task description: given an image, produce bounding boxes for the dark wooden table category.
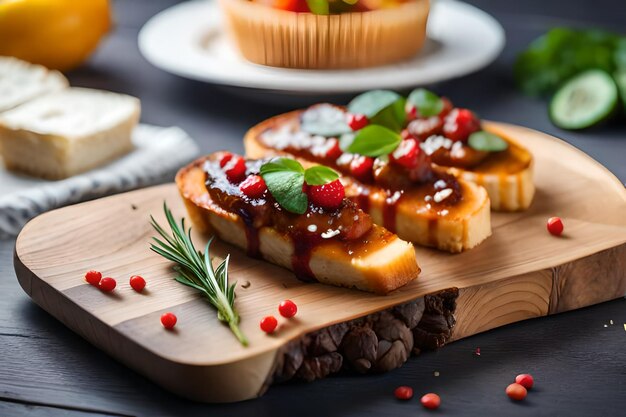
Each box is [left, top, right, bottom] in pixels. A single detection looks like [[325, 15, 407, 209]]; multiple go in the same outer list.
[[1, 1, 625, 416]]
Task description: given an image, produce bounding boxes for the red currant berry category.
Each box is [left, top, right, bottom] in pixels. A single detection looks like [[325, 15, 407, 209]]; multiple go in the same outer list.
[[161, 312, 177, 329], [129, 275, 146, 292], [260, 315, 278, 333], [506, 383, 527, 401], [347, 113, 369, 131], [394, 386, 413, 400], [307, 179, 345, 211], [85, 270, 102, 286], [349, 155, 374, 181], [224, 156, 247, 183], [324, 138, 343, 160], [219, 152, 233, 168], [390, 139, 421, 169], [420, 393, 441, 409], [515, 374, 534, 389], [547, 217, 564, 236], [99, 277, 116, 292], [278, 300, 298, 318], [240, 175, 267, 199], [443, 108, 481, 142]]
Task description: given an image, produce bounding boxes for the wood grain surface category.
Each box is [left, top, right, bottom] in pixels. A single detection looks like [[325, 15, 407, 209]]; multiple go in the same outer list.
[[13, 122, 626, 402]]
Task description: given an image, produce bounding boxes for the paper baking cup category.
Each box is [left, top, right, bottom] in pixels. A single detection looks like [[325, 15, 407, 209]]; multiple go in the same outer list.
[[219, 0, 430, 69]]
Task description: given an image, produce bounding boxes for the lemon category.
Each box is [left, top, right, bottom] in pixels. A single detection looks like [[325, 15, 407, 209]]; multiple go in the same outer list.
[[0, 0, 112, 71]]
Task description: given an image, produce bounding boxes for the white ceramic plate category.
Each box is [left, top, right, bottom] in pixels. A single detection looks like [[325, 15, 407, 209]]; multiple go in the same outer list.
[[139, 0, 505, 94]]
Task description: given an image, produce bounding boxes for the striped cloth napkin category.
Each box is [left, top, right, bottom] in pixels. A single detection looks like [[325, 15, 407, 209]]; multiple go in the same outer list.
[[0, 124, 199, 238]]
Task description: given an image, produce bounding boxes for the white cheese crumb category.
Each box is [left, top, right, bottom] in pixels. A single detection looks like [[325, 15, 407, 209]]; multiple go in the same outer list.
[[433, 188, 453, 203], [420, 135, 453, 155], [307, 224, 318, 233], [321, 229, 341, 239], [424, 195, 433, 202], [433, 179, 447, 190]]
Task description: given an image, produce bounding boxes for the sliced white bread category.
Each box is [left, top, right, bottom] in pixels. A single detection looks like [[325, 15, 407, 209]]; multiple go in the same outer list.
[[0, 87, 140, 180], [0, 56, 68, 113], [176, 157, 421, 294]]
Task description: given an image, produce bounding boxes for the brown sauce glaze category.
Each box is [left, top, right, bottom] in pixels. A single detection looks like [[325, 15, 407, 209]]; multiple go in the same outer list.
[[236, 207, 260, 257], [382, 190, 403, 233], [291, 231, 323, 282]]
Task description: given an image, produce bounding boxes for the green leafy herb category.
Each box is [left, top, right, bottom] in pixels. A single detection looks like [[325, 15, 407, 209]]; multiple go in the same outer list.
[[259, 157, 304, 175], [260, 158, 343, 213], [468, 131, 509, 152], [260, 159, 307, 214], [515, 28, 626, 96], [348, 90, 401, 117], [306, 0, 329, 14], [407, 88, 444, 117], [301, 105, 352, 137], [150, 203, 248, 346], [347, 125, 402, 157], [304, 165, 340, 186], [348, 90, 406, 131]]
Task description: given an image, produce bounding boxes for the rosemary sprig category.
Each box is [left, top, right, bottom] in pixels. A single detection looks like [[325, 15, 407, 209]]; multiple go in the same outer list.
[[149, 203, 248, 346]]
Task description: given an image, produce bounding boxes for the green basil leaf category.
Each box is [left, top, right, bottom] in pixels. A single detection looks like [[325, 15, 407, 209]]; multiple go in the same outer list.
[[261, 170, 307, 214], [301, 105, 352, 137], [348, 90, 402, 119], [304, 165, 340, 186], [468, 131, 509, 152], [407, 88, 443, 117], [260, 157, 304, 175], [260, 158, 308, 214], [347, 125, 402, 157], [369, 96, 406, 131], [306, 0, 329, 15]]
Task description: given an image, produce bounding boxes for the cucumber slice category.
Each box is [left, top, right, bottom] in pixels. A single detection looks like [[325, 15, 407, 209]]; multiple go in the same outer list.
[[549, 70, 618, 130]]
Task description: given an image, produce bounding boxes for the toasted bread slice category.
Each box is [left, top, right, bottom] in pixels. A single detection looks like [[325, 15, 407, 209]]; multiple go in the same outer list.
[[0, 87, 140, 179], [243, 110, 492, 253], [0, 56, 68, 113], [176, 155, 420, 294], [444, 123, 535, 211]]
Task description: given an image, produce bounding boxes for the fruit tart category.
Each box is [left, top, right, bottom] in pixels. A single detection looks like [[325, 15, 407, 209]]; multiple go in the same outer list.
[[244, 91, 494, 253], [176, 153, 420, 294], [219, 0, 430, 69]]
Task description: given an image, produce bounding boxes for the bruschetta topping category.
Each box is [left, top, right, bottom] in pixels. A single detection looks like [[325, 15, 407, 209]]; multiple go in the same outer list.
[[204, 153, 373, 243], [261, 90, 510, 175]]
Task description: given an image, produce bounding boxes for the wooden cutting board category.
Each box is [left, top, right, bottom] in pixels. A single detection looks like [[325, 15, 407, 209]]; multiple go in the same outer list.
[[14, 123, 626, 403]]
